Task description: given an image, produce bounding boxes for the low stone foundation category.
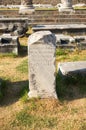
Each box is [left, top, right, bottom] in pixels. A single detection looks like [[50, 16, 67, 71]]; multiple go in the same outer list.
[[0, 44, 19, 54], [0, 34, 19, 55], [58, 61, 86, 76], [0, 18, 28, 36]]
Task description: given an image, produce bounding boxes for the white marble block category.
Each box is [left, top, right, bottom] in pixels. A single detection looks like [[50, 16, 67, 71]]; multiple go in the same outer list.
[[58, 0, 73, 12], [28, 31, 57, 99]]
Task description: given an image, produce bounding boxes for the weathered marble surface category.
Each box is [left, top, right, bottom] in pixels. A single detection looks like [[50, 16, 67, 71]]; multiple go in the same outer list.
[[28, 31, 57, 98], [0, 18, 28, 36]]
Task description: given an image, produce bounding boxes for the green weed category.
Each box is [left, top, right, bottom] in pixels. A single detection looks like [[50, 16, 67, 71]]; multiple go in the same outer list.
[[74, 7, 86, 10], [0, 53, 17, 58], [16, 59, 28, 74], [20, 81, 29, 103], [35, 7, 58, 11], [56, 49, 68, 56], [0, 8, 18, 10], [11, 107, 58, 129], [71, 55, 80, 61]]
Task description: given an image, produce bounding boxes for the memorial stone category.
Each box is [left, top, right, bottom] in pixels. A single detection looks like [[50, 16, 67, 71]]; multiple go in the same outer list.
[[28, 31, 57, 98]]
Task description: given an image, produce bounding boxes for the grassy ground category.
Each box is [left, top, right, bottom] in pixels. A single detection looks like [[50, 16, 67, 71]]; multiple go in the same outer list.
[[74, 6, 86, 10], [0, 37, 86, 130], [0, 6, 86, 11], [0, 8, 18, 10]]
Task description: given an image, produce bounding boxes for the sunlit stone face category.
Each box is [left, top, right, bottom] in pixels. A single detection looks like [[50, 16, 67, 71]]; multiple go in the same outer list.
[[61, 0, 72, 8], [21, 0, 33, 5]]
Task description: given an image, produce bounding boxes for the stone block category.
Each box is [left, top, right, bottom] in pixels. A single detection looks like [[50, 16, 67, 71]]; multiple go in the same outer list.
[[77, 40, 86, 50], [58, 61, 86, 76], [28, 31, 57, 98], [0, 34, 19, 55]]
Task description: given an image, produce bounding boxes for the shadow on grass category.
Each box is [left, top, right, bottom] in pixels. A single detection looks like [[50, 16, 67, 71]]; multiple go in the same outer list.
[[0, 73, 86, 106], [0, 79, 7, 101], [0, 80, 29, 106], [56, 73, 86, 101], [18, 45, 28, 57]]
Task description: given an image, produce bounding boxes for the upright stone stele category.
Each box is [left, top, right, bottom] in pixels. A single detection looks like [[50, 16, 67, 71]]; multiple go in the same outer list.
[[19, 0, 34, 14], [59, 0, 73, 12], [28, 31, 57, 99]]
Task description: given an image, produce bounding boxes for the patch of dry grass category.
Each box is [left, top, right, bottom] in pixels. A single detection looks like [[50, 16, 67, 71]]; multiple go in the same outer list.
[[19, 36, 28, 46], [56, 49, 86, 62], [9, 98, 86, 130], [0, 56, 28, 82]]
